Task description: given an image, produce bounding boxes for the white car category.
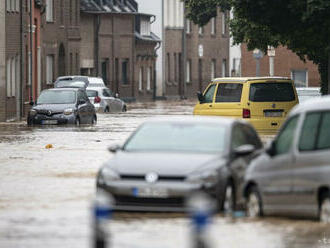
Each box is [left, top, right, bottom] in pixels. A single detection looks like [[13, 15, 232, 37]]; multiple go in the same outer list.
[[54, 76, 105, 88], [296, 87, 321, 103], [86, 87, 127, 113]]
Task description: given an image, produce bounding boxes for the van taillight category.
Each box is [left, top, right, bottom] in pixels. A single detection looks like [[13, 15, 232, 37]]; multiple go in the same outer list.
[[243, 109, 251, 118], [94, 96, 101, 103]]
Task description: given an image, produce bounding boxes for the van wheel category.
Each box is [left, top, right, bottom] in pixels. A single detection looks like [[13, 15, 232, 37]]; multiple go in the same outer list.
[[222, 183, 235, 213], [246, 186, 263, 218], [320, 195, 330, 223]]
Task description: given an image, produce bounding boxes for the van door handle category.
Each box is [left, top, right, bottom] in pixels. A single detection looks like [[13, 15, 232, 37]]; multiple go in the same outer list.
[[209, 105, 213, 107]]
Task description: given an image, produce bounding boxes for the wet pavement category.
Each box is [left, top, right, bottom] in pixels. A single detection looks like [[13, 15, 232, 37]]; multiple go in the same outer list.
[[0, 100, 329, 248]]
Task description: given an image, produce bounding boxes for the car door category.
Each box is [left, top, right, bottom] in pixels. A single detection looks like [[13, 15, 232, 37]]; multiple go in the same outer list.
[[77, 90, 88, 123], [102, 88, 117, 112], [259, 115, 300, 213], [229, 123, 263, 205], [292, 111, 330, 217], [196, 83, 217, 115]]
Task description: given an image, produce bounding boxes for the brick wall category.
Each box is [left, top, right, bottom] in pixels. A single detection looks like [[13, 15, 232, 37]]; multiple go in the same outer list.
[[241, 44, 320, 87], [0, 1, 5, 122]]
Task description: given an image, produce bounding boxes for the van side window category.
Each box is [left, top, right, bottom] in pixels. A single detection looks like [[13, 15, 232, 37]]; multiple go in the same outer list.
[[215, 83, 243, 102], [299, 112, 321, 151], [203, 84, 216, 103], [316, 112, 330, 150], [275, 115, 299, 155]]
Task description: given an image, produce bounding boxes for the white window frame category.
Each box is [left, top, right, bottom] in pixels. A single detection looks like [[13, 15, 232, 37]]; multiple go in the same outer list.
[[46, 55, 54, 85], [186, 19, 191, 34], [147, 67, 151, 91], [11, 57, 16, 97], [198, 26, 203, 35], [291, 69, 308, 87], [46, 0, 54, 22], [6, 59, 11, 97], [139, 67, 143, 91], [221, 12, 226, 35], [15, 0, 19, 12], [222, 59, 227, 77], [211, 17, 216, 35], [211, 59, 216, 79]]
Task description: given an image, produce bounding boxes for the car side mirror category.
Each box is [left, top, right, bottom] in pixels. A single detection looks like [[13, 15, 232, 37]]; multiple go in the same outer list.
[[197, 92, 205, 103], [266, 140, 276, 157], [233, 144, 255, 157], [108, 144, 122, 153]]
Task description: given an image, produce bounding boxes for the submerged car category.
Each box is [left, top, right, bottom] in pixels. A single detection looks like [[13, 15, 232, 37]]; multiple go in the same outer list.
[[97, 116, 263, 212], [244, 96, 330, 222], [27, 88, 96, 125], [194, 77, 299, 134], [86, 87, 127, 113]]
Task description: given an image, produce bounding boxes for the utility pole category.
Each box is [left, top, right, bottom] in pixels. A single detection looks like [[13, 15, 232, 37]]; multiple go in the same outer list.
[[267, 46, 275, 76], [253, 49, 263, 77]]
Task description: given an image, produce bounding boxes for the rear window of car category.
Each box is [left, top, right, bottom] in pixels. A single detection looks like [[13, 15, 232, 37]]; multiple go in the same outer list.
[[215, 83, 243, 102], [86, 90, 98, 97], [249, 82, 295, 102]]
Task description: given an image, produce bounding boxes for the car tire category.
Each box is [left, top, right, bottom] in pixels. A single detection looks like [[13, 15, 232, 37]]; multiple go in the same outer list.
[[75, 117, 81, 126], [246, 186, 263, 218], [122, 105, 127, 112], [92, 115, 97, 125], [222, 183, 235, 213], [320, 194, 330, 223]]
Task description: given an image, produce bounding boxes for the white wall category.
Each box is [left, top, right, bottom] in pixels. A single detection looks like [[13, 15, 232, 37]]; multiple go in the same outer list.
[[136, 0, 164, 97]]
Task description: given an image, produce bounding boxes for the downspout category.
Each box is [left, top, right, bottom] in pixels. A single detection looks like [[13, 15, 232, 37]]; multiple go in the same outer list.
[[19, 0, 23, 119], [153, 41, 161, 100], [95, 14, 101, 76], [182, 5, 187, 99], [29, 0, 33, 104]]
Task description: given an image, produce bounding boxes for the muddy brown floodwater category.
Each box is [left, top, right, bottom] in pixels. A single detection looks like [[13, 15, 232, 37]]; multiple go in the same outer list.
[[0, 100, 329, 248]]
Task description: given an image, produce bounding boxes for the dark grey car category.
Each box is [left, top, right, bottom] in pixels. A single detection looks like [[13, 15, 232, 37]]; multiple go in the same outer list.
[[97, 116, 262, 212], [27, 88, 96, 125], [244, 96, 330, 222]]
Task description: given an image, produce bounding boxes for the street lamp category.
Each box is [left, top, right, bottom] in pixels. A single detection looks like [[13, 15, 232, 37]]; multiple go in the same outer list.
[[267, 46, 276, 76], [252, 49, 263, 77]]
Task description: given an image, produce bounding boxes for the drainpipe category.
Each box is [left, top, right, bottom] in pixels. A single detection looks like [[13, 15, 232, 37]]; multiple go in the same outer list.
[[153, 41, 161, 100], [182, 5, 187, 99], [19, 0, 24, 119], [29, 0, 33, 104], [95, 14, 101, 76]]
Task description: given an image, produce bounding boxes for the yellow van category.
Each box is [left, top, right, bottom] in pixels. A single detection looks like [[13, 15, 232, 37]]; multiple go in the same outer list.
[[193, 77, 299, 134]]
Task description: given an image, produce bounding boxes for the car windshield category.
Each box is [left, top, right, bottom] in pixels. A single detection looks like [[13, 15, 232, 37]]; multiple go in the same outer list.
[[86, 90, 98, 97], [37, 90, 76, 104], [124, 122, 226, 153], [249, 82, 296, 102]]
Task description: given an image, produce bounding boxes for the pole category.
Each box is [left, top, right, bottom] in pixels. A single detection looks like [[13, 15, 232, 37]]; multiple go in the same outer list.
[[29, 0, 33, 103], [256, 58, 260, 77], [269, 56, 274, 76], [182, 4, 187, 99]]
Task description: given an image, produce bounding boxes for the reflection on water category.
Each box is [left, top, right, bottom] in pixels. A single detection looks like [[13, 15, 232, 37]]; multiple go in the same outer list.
[[0, 100, 328, 248]]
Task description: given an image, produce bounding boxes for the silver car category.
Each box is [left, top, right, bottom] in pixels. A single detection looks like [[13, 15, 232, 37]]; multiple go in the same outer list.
[[86, 87, 126, 113], [244, 96, 330, 222], [296, 87, 321, 102], [97, 116, 263, 212]]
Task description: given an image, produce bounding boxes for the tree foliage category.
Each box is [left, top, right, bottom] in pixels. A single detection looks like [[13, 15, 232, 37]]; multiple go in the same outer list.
[[184, 0, 330, 93]]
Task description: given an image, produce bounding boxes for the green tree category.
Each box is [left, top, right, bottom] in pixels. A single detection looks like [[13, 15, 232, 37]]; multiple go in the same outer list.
[[184, 0, 330, 94]]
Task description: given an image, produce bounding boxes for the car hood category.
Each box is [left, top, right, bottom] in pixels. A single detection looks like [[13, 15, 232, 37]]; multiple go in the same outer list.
[[33, 104, 75, 112], [105, 151, 226, 176]]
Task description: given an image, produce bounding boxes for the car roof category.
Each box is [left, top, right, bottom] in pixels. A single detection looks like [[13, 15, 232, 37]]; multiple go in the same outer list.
[[212, 77, 291, 83], [143, 116, 245, 127], [45, 87, 81, 92], [296, 87, 321, 92], [289, 95, 330, 115]]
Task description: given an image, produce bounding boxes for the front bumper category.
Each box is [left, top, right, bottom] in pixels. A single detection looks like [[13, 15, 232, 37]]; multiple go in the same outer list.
[[97, 180, 217, 212], [29, 113, 76, 125]]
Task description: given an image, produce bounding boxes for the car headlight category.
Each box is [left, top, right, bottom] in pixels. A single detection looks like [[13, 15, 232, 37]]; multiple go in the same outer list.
[[98, 167, 120, 185], [186, 169, 218, 185], [29, 109, 37, 116], [63, 108, 74, 115]]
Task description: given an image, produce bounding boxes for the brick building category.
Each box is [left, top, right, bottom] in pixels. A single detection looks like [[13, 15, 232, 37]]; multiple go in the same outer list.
[[80, 0, 160, 102], [0, 1, 5, 122], [240, 45, 320, 87]]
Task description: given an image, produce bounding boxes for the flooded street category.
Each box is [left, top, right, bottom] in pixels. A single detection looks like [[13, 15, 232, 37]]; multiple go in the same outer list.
[[0, 100, 329, 248]]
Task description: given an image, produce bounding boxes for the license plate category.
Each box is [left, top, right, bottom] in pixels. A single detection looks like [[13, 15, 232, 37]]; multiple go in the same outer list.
[[264, 111, 282, 117], [132, 187, 168, 198], [42, 120, 58, 125]]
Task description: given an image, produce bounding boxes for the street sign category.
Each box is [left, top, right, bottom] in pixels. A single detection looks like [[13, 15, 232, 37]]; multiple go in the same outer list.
[[267, 46, 276, 57]]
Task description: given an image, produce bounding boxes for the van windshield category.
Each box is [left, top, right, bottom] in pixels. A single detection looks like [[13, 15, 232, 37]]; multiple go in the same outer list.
[[249, 82, 295, 102]]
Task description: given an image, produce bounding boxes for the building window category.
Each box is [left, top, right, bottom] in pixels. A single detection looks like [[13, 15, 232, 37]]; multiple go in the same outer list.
[[15, 0, 19, 11], [186, 59, 191, 83], [222, 59, 227, 77], [174, 53, 177, 83], [11, 57, 16, 97], [46, 0, 54, 22], [140, 19, 151, 36], [291, 70, 308, 87], [221, 12, 227, 35], [186, 19, 191, 34], [46, 55, 54, 84], [101, 59, 108, 84], [167, 53, 170, 83], [211, 17, 216, 35], [198, 26, 204, 35], [6, 56, 19, 97], [6, 59, 11, 97], [211, 59, 216, 79], [7, 0, 19, 12], [147, 67, 152, 91], [139, 67, 143, 91], [122, 59, 129, 84]]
